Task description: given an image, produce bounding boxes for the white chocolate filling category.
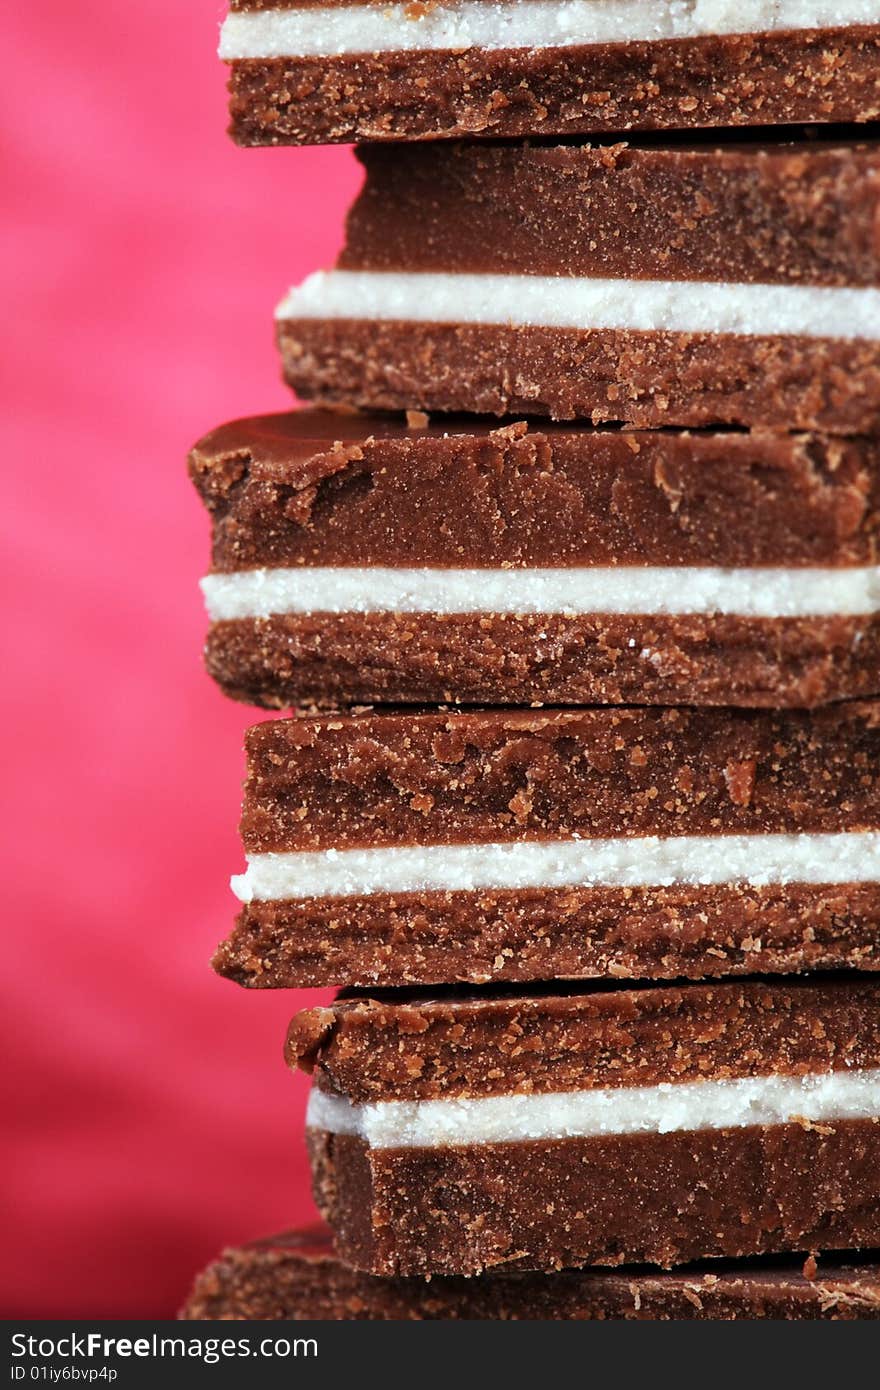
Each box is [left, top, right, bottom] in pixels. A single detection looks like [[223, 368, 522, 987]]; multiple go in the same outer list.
[[277, 270, 880, 341], [232, 831, 880, 901], [202, 565, 880, 620], [221, 1, 878, 60], [306, 1068, 880, 1148]]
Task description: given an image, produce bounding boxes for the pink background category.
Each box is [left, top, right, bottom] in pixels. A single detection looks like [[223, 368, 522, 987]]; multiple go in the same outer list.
[[4, 4, 362, 1316]]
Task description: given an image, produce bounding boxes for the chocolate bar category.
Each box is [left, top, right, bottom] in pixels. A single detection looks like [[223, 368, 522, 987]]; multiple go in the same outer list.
[[218, 704, 880, 989], [219, 5, 880, 145], [289, 980, 880, 1276], [191, 412, 880, 712], [278, 139, 880, 430], [181, 1224, 880, 1319]]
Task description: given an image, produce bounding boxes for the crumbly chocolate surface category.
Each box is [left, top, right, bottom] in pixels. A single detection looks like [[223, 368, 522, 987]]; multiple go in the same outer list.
[[279, 321, 880, 432], [226, 32, 880, 145], [220, 708, 880, 988], [216, 881, 880, 990], [193, 412, 880, 710], [191, 413, 880, 571], [208, 612, 880, 711], [288, 979, 880, 1101], [241, 705, 880, 853], [180, 1223, 880, 1320], [344, 140, 880, 287], [293, 976, 880, 1277], [308, 1122, 880, 1276]]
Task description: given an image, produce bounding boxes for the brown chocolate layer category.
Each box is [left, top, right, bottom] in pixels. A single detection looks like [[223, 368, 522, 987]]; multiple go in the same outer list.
[[208, 612, 880, 711], [180, 1223, 880, 1320], [216, 882, 880, 990], [287, 980, 880, 1101], [191, 414, 880, 570], [241, 706, 880, 853], [195, 414, 880, 710], [308, 1123, 880, 1276], [345, 141, 880, 287], [227, 33, 880, 145], [278, 320, 880, 431]]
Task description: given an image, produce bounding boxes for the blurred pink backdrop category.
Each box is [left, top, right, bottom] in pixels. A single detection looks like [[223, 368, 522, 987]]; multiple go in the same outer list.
[[3, 4, 361, 1316]]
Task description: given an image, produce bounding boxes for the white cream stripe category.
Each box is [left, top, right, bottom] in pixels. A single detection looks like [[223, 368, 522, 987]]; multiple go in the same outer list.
[[221, 1, 878, 61], [232, 832, 880, 901], [276, 270, 880, 341], [306, 1069, 880, 1148], [202, 565, 880, 620]]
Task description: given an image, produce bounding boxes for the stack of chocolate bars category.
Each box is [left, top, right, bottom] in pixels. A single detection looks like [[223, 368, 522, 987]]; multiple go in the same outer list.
[[183, 4, 880, 1319]]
